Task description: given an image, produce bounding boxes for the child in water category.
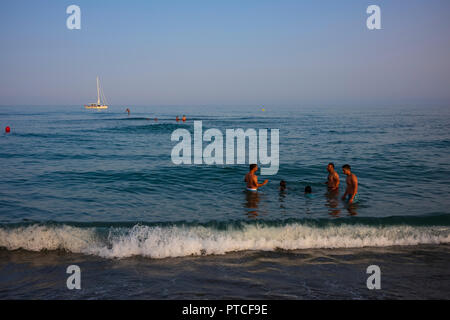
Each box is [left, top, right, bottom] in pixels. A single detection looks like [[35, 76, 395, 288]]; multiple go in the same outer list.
[[304, 186, 313, 198]]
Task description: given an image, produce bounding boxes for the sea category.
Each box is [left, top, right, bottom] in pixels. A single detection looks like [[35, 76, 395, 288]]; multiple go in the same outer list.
[[0, 105, 449, 299]]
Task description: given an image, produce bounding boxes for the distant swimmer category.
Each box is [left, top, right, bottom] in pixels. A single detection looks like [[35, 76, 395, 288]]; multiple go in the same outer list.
[[341, 164, 358, 204], [325, 162, 340, 191], [244, 164, 268, 192], [154, 118, 158, 122], [126, 108, 130, 115], [279, 180, 286, 191], [176, 116, 180, 122], [182, 115, 186, 122]]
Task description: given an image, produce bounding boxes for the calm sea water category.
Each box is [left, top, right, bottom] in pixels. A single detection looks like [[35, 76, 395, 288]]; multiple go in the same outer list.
[[0, 105, 449, 299]]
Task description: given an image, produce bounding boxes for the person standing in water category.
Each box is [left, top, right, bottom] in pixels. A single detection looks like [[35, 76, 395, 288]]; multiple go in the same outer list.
[[341, 164, 358, 204], [182, 115, 186, 122], [325, 162, 340, 191], [126, 108, 130, 116], [244, 164, 268, 191]]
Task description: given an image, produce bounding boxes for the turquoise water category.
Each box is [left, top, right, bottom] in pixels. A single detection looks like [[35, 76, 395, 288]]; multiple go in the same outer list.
[[1, 105, 450, 299], [0, 105, 449, 258]]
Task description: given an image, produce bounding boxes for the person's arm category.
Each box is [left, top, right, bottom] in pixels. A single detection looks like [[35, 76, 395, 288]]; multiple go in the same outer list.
[[258, 180, 268, 187], [254, 175, 268, 188], [257, 176, 268, 187], [334, 174, 340, 189], [341, 184, 348, 200]]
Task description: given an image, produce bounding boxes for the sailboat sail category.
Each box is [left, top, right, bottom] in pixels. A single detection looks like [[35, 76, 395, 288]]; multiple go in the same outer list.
[[85, 76, 108, 109]]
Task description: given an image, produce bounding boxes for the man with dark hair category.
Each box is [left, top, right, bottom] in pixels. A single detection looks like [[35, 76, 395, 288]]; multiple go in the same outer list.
[[245, 164, 268, 191], [341, 164, 358, 204], [325, 162, 340, 191]]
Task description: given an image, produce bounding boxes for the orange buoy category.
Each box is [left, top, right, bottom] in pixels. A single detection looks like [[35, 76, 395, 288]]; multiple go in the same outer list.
[[5, 126, 10, 133], [182, 115, 186, 122]]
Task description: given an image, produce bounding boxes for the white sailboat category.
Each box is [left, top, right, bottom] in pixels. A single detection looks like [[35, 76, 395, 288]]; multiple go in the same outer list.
[[85, 76, 108, 109]]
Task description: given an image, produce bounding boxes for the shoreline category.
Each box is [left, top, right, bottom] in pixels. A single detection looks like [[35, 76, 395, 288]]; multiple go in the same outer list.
[[1, 244, 449, 299]]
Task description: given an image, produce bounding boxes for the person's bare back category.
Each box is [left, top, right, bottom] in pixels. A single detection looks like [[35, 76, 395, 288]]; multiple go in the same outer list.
[[245, 172, 258, 189], [245, 164, 268, 191]]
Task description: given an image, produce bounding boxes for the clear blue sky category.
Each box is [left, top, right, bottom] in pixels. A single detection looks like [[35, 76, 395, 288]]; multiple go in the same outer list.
[[1, 0, 449, 106]]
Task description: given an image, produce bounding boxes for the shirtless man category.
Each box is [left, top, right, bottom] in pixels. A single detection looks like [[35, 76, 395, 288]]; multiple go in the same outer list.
[[244, 164, 268, 191], [341, 164, 358, 205], [325, 162, 340, 191]]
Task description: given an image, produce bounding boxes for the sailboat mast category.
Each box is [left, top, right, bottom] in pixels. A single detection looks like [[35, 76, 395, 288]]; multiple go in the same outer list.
[[97, 76, 100, 105], [85, 76, 108, 109]]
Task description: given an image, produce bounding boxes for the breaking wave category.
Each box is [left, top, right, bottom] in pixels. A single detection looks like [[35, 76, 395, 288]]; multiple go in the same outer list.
[[0, 218, 449, 259]]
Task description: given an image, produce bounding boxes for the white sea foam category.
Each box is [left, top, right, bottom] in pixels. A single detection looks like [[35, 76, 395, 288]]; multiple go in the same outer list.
[[0, 223, 449, 259]]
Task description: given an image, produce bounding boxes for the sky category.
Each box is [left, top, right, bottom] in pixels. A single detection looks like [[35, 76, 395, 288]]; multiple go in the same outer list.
[[0, 0, 450, 107]]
